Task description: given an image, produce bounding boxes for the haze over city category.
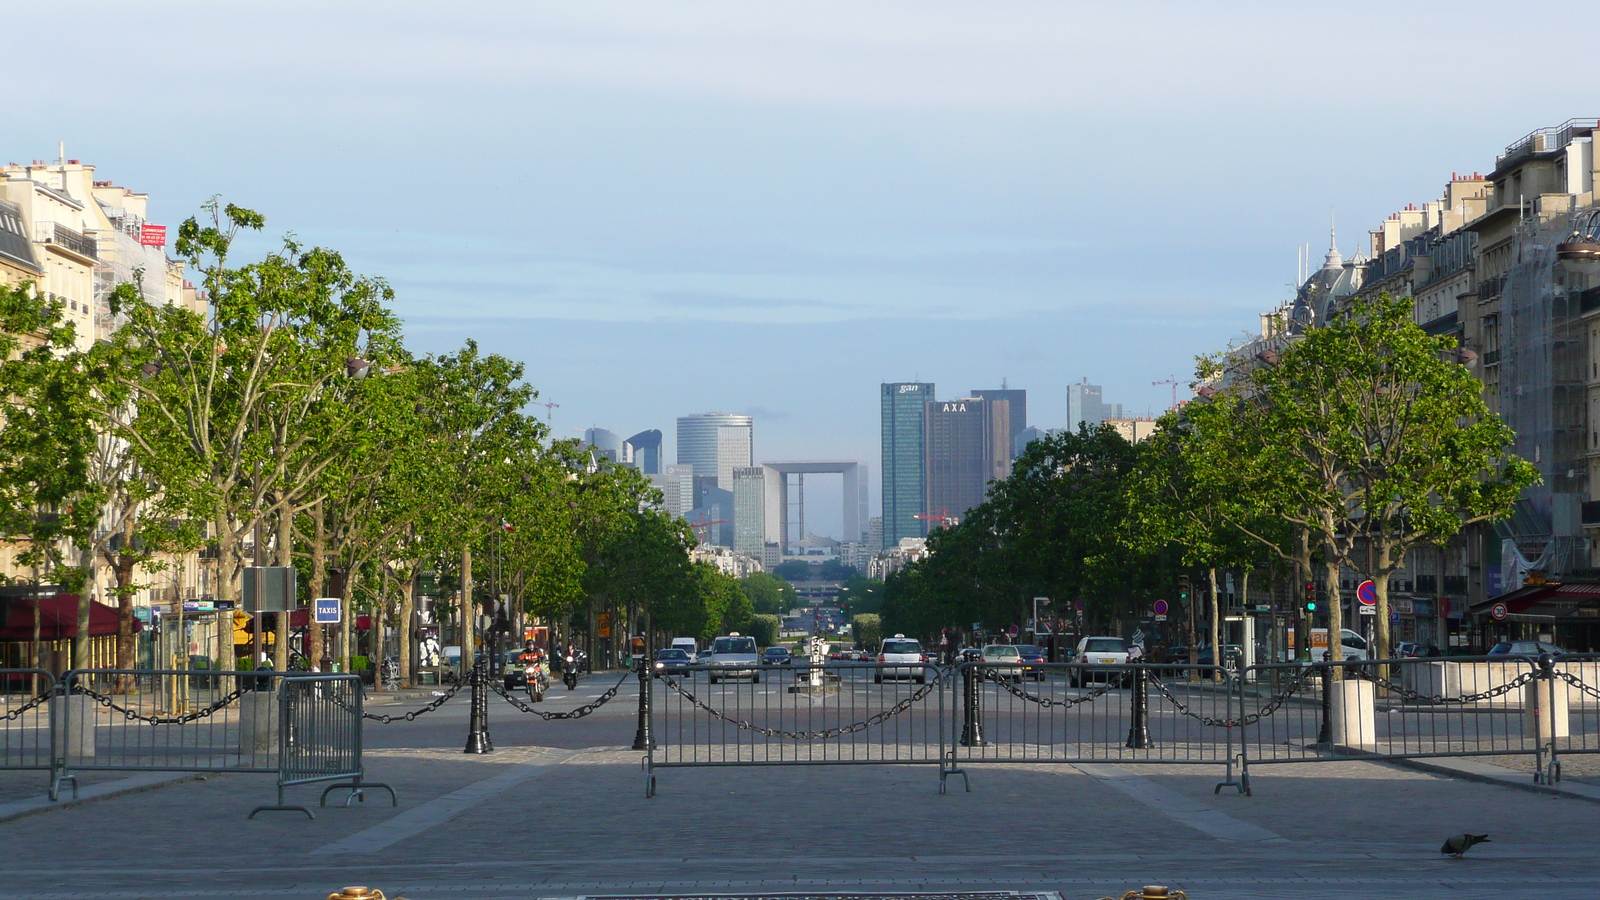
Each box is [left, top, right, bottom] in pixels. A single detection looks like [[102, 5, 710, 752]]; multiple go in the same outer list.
[[8, 1, 1600, 535]]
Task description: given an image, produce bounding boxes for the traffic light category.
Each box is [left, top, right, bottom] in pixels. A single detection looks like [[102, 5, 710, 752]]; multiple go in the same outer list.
[[1303, 582, 1317, 612], [1177, 575, 1190, 603]]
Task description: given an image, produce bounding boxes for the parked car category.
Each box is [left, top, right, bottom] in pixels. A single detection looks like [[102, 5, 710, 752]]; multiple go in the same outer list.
[[1194, 644, 1243, 669], [876, 635, 929, 684], [708, 633, 761, 683], [1014, 644, 1048, 680], [653, 648, 693, 677], [1070, 636, 1129, 687], [1487, 640, 1566, 658], [696, 649, 714, 663], [980, 644, 1025, 683], [1394, 641, 1420, 659], [761, 646, 792, 666]]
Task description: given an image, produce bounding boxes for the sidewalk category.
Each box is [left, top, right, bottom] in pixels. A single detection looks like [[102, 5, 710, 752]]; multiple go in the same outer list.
[[6, 735, 1600, 900]]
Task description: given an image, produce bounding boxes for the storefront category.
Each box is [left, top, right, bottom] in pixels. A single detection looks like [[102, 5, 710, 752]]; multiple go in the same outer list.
[[1467, 582, 1600, 653]]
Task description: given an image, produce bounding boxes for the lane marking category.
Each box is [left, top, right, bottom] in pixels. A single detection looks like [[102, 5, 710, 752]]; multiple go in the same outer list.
[[311, 750, 577, 854], [1070, 763, 1288, 843]]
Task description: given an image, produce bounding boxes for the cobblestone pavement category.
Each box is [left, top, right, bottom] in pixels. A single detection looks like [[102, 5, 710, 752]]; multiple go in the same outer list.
[[3, 674, 1599, 900]]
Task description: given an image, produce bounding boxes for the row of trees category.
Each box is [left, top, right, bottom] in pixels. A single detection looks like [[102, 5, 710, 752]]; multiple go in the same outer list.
[[0, 201, 761, 683], [883, 295, 1538, 665]]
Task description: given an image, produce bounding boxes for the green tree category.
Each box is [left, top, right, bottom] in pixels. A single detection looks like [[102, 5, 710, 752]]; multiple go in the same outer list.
[[741, 571, 795, 615], [851, 613, 882, 649], [749, 613, 780, 647], [0, 281, 102, 667]]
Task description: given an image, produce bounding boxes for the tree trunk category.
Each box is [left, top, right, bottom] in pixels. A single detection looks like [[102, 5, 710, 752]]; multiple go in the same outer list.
[[307, 499, 326, 670], [1207, 567, 1221, 682], [398, 558, 416, 687], [112, 550, 137, 692], [1239, 568, 1251, 668], [373, 565, 389, 691], [460, 545, 474, 673], [338, 568, 356, 673], [1374, 542, 1392, 678], [1324, 553, 1343, 682], [273, 500, 292, 671]]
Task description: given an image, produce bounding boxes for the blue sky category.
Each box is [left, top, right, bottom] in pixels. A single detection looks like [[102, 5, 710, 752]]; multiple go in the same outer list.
[[10, 1, 1599, 535]]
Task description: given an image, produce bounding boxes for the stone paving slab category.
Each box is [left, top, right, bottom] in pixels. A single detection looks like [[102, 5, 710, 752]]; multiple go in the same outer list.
[[3, 743, 1598, 900]]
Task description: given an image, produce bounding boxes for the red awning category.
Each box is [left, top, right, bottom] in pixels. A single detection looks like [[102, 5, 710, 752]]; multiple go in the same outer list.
[[285, 608, 372, 631], [0, 594, 138, 641]]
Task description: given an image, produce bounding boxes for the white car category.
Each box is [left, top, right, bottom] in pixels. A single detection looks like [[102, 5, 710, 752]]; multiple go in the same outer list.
[[1071, 636, 1129, 687], [708, 633, 760, 684], [980, 644, 1025, 683], [875, 634, 929, 684]]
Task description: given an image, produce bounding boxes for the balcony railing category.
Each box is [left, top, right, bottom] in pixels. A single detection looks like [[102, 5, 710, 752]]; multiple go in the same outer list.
[[33, 221, 97, 259]]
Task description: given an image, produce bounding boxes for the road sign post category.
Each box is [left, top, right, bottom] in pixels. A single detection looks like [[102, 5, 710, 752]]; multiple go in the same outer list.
[[1357, 580, 1378, 616], [313, 598, 341, 625]]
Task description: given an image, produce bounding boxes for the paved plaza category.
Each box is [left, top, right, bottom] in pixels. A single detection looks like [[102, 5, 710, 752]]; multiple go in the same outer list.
[[3, 675, 1599, 900]]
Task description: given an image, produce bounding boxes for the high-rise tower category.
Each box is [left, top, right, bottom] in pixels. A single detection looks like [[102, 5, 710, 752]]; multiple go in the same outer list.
[[881, 382, 934, 549]]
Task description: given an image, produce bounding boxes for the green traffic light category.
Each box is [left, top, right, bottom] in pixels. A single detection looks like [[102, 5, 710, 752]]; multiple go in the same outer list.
[[1307, 602, 1317, 611]]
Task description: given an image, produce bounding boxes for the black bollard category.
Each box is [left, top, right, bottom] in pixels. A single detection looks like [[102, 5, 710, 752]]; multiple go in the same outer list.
[[959, 660, 986, 747], [632, 654, 655, 751], [1316, 664, 1332, 746], [1125, 666, 1153, 749], [463, 652, 494, 755]]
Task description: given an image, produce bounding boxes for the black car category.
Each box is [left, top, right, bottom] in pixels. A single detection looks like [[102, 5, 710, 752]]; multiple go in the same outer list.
[[762, 646, 792, 665], [1014, 644, 1048, 680], [653, 648, 693, 677]]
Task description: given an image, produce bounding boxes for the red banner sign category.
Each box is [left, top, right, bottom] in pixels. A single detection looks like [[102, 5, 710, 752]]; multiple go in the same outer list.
[[139, 224, 167, 247]]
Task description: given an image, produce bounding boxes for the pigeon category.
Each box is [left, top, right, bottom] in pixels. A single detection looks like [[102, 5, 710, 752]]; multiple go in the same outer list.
[[1441, 833, 1490, 858]]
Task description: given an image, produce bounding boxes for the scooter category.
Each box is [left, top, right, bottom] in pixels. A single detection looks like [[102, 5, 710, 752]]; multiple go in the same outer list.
[[563, 654, 580, 690]]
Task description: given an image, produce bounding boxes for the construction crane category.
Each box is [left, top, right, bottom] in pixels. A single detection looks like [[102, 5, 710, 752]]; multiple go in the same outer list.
[[914, 508, 958, 530], [534, 401, 560, 422], [686, 516, 729, 542], [1152, 376, 1183, 411]]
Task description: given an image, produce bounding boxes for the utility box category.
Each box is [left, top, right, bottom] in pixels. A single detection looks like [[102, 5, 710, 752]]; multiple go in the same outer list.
[[243, 567, 297, 613]]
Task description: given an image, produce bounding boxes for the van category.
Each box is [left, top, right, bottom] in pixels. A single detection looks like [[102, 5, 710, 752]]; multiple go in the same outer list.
[[1293, 628, 1369, 661], [670, 637, 698, 657]]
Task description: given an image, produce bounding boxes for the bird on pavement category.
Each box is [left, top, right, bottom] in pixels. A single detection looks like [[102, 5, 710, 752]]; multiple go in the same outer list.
[[1441, 834, 1490, 858]]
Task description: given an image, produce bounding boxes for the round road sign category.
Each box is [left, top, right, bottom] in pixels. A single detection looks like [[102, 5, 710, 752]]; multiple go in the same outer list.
[[1074, 600, 1084, 612], [1491, 602, 1508, 621], [1357, 580, 1378, 606], [1008, 624, 1019, 635], [1153, 599, 1169, 616]]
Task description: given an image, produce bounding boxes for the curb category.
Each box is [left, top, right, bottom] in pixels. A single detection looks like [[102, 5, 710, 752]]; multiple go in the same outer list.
[[0, 771, 199, 823], [1380, 755, 1600, 804]]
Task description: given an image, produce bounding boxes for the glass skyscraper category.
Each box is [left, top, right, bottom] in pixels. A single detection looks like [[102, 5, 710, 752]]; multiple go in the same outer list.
[[676, 413, 753, 492], [881, 382, 933, 549]]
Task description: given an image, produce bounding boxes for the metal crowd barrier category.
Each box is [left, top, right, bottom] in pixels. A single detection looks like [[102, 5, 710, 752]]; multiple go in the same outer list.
[[946, 661, 1243, 794], [250, 674, 394, 819], [1, 669, 59, 798], [647, 662, 949, 796], [1234, 655, 1588, 790]]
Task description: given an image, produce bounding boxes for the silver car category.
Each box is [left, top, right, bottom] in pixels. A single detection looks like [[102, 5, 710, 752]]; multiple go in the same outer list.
[[708, 633, 761, 683]]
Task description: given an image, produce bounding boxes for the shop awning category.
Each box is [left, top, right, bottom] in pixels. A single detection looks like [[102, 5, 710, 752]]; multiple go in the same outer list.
[[0, 594, 139, 641], [1470, 582, 1600, 623]]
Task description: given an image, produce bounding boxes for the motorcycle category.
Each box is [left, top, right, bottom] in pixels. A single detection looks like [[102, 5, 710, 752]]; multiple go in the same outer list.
[[563, 654, 580, 690], [526, 661, 549, 703]]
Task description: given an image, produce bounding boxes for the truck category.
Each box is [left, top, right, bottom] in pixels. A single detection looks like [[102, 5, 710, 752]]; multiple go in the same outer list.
[[670, 637, 698, 657]]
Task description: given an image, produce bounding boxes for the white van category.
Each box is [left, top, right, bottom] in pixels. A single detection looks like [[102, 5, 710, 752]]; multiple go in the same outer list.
[[1295, 628, 1369, 661], [671, 637, 698, 657]]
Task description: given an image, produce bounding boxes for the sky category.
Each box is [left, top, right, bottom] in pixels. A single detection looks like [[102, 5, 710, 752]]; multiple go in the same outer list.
[[9, 1, 1600, 536]]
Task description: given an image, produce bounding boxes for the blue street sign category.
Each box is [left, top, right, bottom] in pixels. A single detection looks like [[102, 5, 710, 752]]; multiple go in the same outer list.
[[313, 598, 341, 624]]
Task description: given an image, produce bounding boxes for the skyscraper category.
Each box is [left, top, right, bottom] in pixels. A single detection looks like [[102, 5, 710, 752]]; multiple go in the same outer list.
[[731, 467, 766, 558], [676, 413, 753, 491], [1067, 379, 1122, 429], [583, 427, 626, 463], [924, 396, 1011, 524], [624, 429, 663, 474], [881, 382, 933, 549], [971, 385, 1026, 458], [649, 464, 696, 518]]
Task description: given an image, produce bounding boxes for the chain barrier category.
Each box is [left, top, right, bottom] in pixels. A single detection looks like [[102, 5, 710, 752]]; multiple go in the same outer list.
[[1, 691, 52, 721], [490, 670, 631, 720], [359, 675, 468, 724], [660, 668, 945, 740], [987, 669, 1116, 708], [1147, 671, 1310, 728], [73, 684, 243, 725], [1352, 668, 1534, 704], [1557, 671, 1600, 701]]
